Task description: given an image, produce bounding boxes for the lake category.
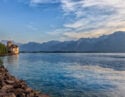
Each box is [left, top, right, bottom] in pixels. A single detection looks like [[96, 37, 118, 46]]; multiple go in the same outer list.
[[1, 53, 125, 97]]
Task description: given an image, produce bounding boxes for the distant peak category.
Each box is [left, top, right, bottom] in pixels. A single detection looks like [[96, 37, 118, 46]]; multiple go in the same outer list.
[[109, 31, 125, 36]]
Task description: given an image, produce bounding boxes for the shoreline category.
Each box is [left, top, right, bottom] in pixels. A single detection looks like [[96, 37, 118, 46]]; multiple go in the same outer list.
[[0, 65, 49, 97], [0, 53, 19, 56]]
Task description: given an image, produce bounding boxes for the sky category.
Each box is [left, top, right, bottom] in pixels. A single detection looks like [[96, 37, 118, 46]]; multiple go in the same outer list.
[[0, 0, 125, 43]]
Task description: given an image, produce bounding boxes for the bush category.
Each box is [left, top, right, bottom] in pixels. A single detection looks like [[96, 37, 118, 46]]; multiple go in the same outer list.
[[0, 43, 8, 55]]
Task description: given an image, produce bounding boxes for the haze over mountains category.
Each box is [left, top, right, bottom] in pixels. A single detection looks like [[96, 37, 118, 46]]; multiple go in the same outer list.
[[20, 31, 125, 52]]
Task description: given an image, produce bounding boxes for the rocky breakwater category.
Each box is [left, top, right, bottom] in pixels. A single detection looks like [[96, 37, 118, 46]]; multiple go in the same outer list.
[[0, 65, 49, 97]]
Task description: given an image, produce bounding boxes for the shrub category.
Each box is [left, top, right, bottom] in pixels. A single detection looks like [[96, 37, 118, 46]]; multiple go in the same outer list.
[[0, 43, 7, 55]]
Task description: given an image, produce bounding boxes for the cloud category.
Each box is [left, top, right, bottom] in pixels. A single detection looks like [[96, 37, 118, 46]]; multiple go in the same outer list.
[[57, 0, 125, 39], [66, 64, 125, 97], [29, 0, 125, 40]]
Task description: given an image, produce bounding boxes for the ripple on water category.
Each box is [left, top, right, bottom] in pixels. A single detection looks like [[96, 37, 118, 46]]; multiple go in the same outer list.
[[1, 53, 125, 97]]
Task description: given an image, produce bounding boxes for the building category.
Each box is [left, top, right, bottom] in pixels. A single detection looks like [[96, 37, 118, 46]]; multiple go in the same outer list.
[[7, 41, 19, 55]]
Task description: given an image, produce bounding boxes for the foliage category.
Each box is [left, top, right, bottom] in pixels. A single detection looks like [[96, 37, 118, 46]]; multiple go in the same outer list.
[[0, 43, 8, 55]]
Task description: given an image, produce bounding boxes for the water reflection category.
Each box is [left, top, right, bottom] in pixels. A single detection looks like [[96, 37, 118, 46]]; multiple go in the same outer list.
[[2, 55, 19, 69], [1, 53, 125, 97], [7, 55, 19, 65], [19, 53, 125, 71]]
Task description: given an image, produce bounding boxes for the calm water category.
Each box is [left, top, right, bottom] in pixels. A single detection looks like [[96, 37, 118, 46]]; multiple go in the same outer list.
[[1, 53, 125, 97]]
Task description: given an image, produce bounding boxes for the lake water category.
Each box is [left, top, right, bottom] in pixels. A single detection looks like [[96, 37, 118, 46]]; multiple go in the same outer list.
[[1, 53, 125, 97]]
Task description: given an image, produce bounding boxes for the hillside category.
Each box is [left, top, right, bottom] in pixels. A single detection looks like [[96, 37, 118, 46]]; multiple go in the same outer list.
[[20, 31, 125, 52]]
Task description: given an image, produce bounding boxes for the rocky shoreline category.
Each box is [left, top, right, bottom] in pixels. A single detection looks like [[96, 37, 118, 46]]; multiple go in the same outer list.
[[0, 65, 49, 97]]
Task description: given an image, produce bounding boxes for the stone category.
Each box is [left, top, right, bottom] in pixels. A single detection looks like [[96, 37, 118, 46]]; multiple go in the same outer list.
[[1, 85, 13, 90], [4, 93, 16, 97], [25, 87, 33, 92], [5, 80, 15, 84], [0, 66, 49, 97]]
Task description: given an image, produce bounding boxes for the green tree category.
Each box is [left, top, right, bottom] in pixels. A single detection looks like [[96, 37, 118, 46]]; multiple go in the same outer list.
[[0, 43, 8, 55]]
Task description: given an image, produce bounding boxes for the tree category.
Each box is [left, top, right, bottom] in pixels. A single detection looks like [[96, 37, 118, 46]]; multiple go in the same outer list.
[[0, 43, 7, 55]]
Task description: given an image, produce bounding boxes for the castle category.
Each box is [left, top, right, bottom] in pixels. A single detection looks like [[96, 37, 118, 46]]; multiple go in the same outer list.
[[7, 41, 19, 55]]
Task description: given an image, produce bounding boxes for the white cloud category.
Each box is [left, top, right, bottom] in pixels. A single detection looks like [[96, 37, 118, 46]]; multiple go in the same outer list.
[[59, 0, 125, 39], [66, 64, 125, 97], [64, 18, 88, 29], [29, 0, 125, 40]]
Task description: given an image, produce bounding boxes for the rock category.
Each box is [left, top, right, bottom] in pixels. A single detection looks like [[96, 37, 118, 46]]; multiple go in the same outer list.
[[5, 80, 15, 84], [16, 93, 26, 97], [0, 92, 6, 96], [0, 93, 16, 97], [0, 66, 49, 97], [4, 93, 16, 97], [0, 80, 5, 88], [25, 87, 33, 92], [13, 83, 22, 88], [1, 85, 13, 90]]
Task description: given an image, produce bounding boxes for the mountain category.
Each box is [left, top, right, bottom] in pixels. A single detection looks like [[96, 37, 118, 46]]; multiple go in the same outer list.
[[0, 40, 8, 45], [20, 31, 125, 52]]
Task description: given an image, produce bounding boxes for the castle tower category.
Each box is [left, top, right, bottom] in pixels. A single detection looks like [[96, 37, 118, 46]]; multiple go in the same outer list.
[[7, 41, 19, 55], [7, 41, 12, 48]]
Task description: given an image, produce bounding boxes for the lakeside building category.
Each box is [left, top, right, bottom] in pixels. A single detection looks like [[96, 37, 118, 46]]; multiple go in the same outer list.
[[7, 41, 19, 55]]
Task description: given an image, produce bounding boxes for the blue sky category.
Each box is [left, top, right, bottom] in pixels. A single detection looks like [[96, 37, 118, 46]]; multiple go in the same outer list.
[[0, 0, 125, 43]]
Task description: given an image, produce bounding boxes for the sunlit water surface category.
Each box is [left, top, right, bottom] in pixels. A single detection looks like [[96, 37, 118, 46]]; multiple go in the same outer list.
[[1, 53, 125, 97]]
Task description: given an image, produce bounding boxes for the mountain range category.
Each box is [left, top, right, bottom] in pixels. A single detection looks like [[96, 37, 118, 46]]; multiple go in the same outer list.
[[20, 31, 125, 52]]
